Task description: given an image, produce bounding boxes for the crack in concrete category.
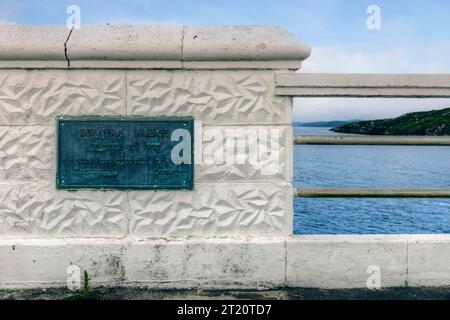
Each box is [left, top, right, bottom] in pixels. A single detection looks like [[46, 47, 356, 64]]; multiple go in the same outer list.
[[64, 26, 74, 68], [180, 25, 186, 69]]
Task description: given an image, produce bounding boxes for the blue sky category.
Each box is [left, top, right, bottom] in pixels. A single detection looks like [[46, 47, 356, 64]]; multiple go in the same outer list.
[[1, 0, 449, 121]]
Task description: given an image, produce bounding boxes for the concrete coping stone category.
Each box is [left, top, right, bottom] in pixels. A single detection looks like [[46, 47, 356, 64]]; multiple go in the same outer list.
[[0, 25, 311, 69]]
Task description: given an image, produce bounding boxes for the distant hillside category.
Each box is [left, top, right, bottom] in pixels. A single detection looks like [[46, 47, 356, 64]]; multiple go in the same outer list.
[[294, 120, 361, 127], [332, 108, 450, 136]]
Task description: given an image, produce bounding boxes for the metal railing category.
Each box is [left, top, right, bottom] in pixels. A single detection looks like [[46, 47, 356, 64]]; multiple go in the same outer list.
[[296, 188, 450, 198], [278, 73, 450, 199], [294, 135, 450, 146]]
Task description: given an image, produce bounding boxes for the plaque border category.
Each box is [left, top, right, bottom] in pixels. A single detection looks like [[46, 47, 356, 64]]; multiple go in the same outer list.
[[56, 116, 194, 191]]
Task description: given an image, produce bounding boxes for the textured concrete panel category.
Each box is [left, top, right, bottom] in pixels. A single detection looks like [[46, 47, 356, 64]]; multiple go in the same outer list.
[[0, 182, 292, 238], [287, 236, 408, 288], [0, 184, 128, 237], [407, 236, 450, 287], [123, 238, 285, 289], [0, 70, 125, 125], [127, 71, 290, 125], [1, 125, 290, 183], [0, 126, 54, 181], [129, 183, 293, 237], [197, 126, 290, 182]]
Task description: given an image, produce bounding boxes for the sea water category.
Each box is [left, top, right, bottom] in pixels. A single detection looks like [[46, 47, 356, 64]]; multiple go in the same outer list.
[[293, 127, 450, 234]]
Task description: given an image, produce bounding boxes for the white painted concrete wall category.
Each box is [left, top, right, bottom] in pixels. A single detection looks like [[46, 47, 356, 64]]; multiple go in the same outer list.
[[0, 69, 294, 238], [0, 25, 306, 288], [0, 70, 292, 237], [2, 235, 450, 289]]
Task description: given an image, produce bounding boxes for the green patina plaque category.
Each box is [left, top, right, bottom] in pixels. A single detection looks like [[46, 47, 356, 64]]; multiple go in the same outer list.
[[56, 117, 194, 190]]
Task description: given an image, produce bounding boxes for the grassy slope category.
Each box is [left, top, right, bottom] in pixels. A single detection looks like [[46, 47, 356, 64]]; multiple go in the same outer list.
[[332, 108, 450, 135]]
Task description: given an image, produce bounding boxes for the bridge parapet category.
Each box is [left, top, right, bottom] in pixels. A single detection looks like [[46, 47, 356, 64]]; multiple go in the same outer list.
[[1, 25, 449, 290]]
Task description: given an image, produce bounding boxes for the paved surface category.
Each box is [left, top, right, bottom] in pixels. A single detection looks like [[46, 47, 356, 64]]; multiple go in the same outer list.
[[1, 287, 450, 300]]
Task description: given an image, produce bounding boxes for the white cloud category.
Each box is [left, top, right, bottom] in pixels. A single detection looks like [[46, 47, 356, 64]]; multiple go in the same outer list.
[[0, 20, 16, 25], [293, 98, 450, 122], [301, 45, 450, 74], [94, 18, 184, 26], [294, 44, 450, 122]]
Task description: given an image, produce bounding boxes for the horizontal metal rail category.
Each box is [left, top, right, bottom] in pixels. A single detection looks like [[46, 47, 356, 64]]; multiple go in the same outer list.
[[285, 74, 450, 199], [276, 73, 450, 97], [296, 188, 450, 198], [294, 135, 450, 146]]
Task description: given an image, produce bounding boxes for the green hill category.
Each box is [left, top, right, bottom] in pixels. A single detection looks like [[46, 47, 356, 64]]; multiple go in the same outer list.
[[331, 108, 450, 136]]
